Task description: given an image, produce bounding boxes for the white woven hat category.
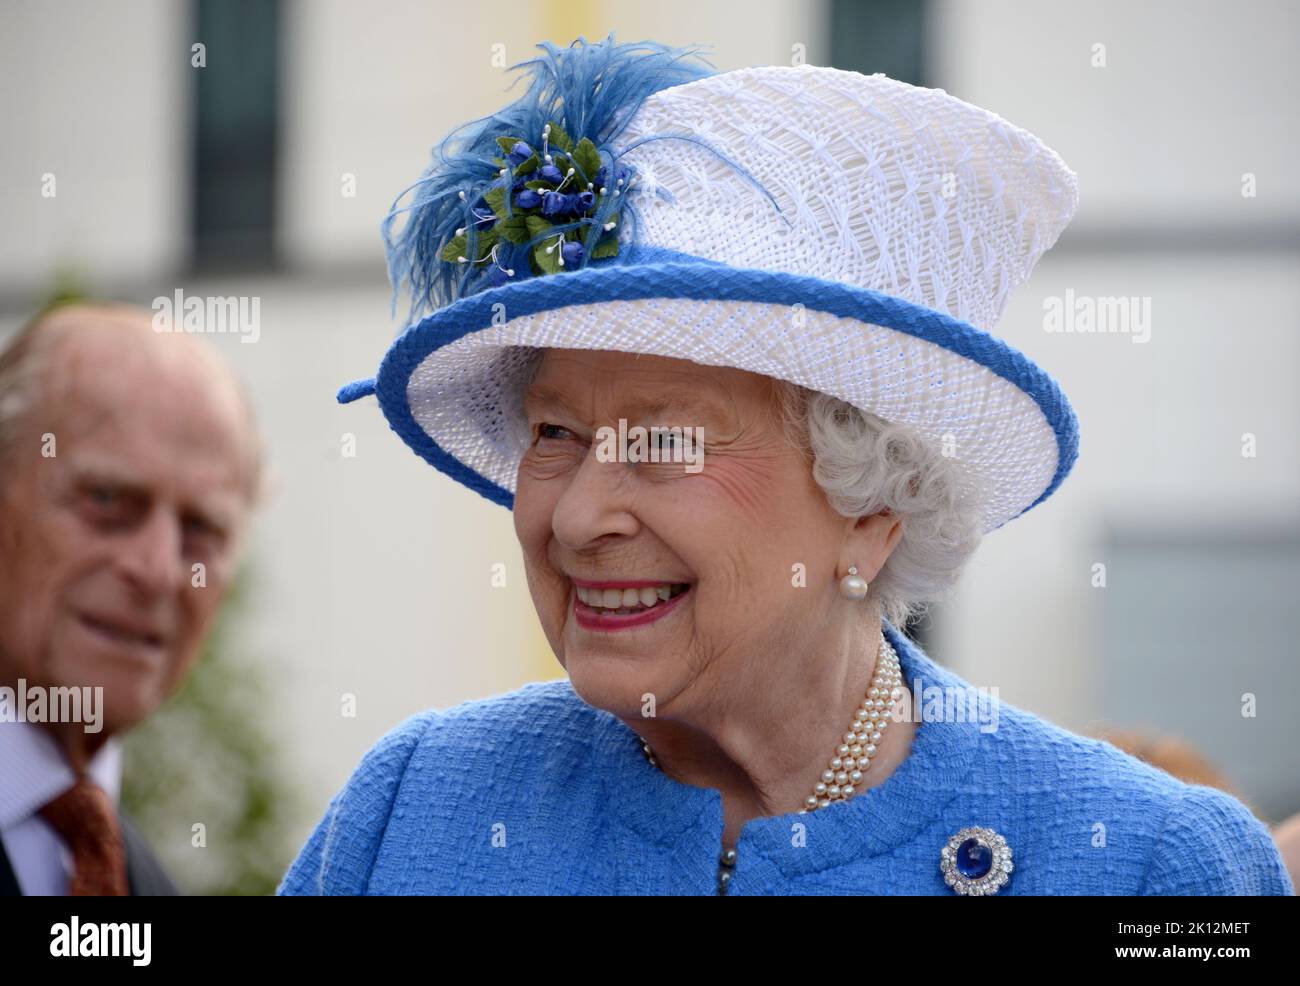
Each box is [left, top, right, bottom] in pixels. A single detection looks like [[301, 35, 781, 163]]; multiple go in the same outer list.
[[340, 39, 1080, 534]]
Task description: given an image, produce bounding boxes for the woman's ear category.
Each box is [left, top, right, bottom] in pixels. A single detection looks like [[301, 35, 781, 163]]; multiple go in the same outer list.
[[880, 511, 905, 557], [841, 511, 904, 582]]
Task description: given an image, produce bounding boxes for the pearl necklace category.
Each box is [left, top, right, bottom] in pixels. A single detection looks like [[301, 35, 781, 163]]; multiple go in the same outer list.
[[638, 630, 907, 892]]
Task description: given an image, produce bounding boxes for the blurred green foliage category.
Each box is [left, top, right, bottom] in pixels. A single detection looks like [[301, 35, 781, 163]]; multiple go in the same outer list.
[[121, 567, 301, 896]]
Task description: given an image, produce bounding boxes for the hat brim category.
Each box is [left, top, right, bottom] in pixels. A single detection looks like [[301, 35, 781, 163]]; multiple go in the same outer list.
[[344, 253, 1078, 534]]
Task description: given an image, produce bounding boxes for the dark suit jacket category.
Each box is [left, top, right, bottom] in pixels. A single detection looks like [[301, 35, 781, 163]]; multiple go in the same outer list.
[[0, 811, 181, 895]]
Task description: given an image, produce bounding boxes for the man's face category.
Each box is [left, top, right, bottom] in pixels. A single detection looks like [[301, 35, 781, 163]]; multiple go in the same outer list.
[[0, 323, 253, 737]]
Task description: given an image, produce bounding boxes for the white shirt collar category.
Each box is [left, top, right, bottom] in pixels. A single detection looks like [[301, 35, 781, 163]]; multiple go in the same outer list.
[[0, 719, 122, 831]]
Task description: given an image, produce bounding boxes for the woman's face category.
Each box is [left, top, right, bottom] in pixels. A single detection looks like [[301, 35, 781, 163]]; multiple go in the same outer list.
[[514, 348, 856, 719]]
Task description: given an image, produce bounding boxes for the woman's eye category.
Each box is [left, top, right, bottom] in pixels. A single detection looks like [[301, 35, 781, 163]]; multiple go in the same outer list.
[[536, 423, 573, 442]]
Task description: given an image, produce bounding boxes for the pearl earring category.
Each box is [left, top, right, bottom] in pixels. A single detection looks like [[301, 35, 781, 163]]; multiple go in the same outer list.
[[839, 564, 869, 600]]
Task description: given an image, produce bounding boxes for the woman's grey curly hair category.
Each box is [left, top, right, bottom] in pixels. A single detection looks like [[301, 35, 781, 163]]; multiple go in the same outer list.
[[769, 378, 985, 629]]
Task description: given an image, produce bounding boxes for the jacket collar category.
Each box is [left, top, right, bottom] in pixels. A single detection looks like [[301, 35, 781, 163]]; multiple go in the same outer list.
[[594, 620, 986, 879]]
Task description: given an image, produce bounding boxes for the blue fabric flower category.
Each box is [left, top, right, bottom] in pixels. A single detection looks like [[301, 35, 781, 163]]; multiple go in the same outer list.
[[560, 241, 584, 266], [538, 163, 565, 185], [507, 141, 534, 167], [514, 188, 542, 210], [541, 191, 576, 218]]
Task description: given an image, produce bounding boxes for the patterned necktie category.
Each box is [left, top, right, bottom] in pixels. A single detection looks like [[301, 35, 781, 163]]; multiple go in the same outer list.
[[37, 773, 130, 896]]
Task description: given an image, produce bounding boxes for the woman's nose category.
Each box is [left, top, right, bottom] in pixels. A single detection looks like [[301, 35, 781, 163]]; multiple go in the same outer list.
[[549, 449, 640, 550]]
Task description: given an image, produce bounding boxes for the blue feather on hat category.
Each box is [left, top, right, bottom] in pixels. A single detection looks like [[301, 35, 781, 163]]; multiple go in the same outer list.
[[382, 34, 719, 326]]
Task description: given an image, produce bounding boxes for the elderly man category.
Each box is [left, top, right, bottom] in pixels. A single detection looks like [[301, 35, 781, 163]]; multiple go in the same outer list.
[[0, 302, 261, 895]]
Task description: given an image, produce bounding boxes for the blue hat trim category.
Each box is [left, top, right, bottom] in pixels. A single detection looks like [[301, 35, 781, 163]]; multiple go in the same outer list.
[[337, 378, 376, 403], [340, 243, 1079, 530]]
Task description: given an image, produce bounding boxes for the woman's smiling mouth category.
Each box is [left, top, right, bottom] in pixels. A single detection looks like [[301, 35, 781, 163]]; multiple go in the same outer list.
[[570, 580, 693, 631]]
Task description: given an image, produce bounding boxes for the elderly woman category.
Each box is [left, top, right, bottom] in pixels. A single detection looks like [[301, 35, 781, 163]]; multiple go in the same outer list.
[[279, 37, 1292, 895]]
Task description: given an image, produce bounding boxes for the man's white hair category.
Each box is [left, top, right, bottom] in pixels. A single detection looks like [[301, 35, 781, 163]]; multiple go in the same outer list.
[[0, 303, 265, 503], [0, 317, 54, 480]]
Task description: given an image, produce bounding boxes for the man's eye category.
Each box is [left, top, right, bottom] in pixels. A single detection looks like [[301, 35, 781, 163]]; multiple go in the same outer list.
[[76, 484, 150, 532], [183, 516, 226, 551], [80, 485, 128, 519]]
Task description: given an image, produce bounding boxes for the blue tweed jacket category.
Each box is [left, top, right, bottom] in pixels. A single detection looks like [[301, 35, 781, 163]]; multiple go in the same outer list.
[[278, 621, 1293, 895]]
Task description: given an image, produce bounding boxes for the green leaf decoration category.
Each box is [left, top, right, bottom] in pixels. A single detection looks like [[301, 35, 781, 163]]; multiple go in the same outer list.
[[532, 239, 563, 275], [525, 215, 561, 274], [496, 135, 523, 156], [472, 226, 498, 257], [573, 138, 601, 182], [484, 185, 508, 219], [440, 234, 467, 263], [440, 227, 497, 264], [590, 235, 620, 260], [524, 179, 550, 191], [498, 213, 530, 244], [514, 152, 539, 176], [524, 214, 554, 240], [545, 120, 575, 154]]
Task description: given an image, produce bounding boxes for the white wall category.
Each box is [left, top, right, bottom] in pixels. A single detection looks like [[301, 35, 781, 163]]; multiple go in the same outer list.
[[926, 0, 1300, 774], [0, 0, 187, 295], [933, 0, 1300, 224]]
